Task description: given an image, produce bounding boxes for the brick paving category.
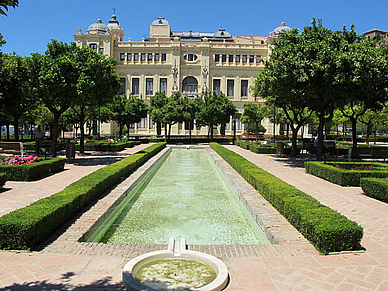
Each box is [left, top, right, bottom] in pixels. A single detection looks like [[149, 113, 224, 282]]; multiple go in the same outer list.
[[0, 144, 387, 290]]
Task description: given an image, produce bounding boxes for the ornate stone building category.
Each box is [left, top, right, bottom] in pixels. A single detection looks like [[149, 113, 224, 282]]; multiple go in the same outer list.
[[74, 13, 291, 136]]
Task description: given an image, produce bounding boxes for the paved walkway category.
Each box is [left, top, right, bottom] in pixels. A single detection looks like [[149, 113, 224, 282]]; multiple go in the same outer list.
[[0, 145, 387, 290]]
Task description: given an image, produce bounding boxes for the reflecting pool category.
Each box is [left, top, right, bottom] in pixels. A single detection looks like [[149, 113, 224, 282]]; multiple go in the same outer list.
[[94, 148, 270, 245]]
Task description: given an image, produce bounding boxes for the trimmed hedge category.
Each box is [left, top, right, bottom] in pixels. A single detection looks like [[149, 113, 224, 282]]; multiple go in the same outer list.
[[249, 144, 277, 154], [0, 158, 66, 181], [305, 162, 388, 187], [0, 173, 6, 187], [210, 142, 363, 254], [360, 178, 388, 203], [0, 142, 166, 250]]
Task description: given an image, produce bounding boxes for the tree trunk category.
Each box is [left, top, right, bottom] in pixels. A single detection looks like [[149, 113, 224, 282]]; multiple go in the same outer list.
[[351, 117, 357, 148], [168, 124, 172, 140], [79, 110, 86, 154], [256, 122, 259, 141], [13, 118, 19, 142], [291, 127, 299, 157], [342, 123, 346, 141], [52, 113, 60, 157], [366, 122, 371, 144], [316, 115, 326, 160], [164, 123, 167, 142], [189, 121, 192, 141]]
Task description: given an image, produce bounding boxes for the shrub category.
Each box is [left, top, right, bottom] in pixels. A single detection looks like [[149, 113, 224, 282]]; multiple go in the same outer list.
[[360, 178, 388, 203], [210, 142, 363, 254], [125, 141, 141, 148], [0, 173, 6, 187], [0, 158, 66, 181], [249, 144, 277, 154], [0, 142, 166, 250], [305, 162, 388, 186]]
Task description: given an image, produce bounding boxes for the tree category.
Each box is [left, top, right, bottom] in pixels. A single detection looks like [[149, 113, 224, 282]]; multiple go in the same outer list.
[[337, 31, 388, 148], [240, 103, 266, 141], [30, 40, 120, 155], [69, 46, 121, 153], [0, 0, 18, 16], [195, 90, 237, 140], [149, 91, 169, 139], [109, 94, 147, 138], [0, 54, 34, 141]]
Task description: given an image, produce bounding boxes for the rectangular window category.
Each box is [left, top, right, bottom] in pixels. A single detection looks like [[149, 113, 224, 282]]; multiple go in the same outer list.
[[236, 55, 240, 62], [120, 53, 125, 61], [134, 53, 139, 61], [213, 79, 221, 95], [146, 78, 153, 95], [128, 124, 135, 129], [229, 55, 233, 62], [161, 53, 167, 61], [119, 78, 126, 95], [241, 80, 248, 97], [188, 54, 194, 61], [242, 55, 247, 63], [222, 55, 226, 62], [141, 53, 146, 61], [249, 55, 254, 63], [215, 54, 220, 62], [155, 53, 160, 61], [99, 48, 104, 54], [227, 80, 234, 97], [160, 78, 167, 92], [132, 78, 139, 95], [148, 53, 153, 61], [138, 117, 147, 129], [256, 55, 261, 63], [89, 43, 97, 51], [127, 53, 132, 61]]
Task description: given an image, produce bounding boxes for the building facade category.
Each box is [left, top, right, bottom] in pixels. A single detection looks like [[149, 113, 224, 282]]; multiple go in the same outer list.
[[74, 14, 291, 136]]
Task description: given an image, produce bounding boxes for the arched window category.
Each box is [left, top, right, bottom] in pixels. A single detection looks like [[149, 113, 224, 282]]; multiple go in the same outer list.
[[182, 76, 198, 95]]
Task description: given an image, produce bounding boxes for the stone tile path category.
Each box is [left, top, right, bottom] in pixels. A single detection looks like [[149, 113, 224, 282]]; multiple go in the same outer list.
[[0, 144, 387, 290]]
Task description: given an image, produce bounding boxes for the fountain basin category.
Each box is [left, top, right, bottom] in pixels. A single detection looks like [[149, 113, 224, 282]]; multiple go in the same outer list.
[[123, 239, 228, 291]]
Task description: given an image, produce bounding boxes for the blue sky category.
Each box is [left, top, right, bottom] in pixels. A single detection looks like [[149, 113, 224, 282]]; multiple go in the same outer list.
[[0, 0, 387, 56]]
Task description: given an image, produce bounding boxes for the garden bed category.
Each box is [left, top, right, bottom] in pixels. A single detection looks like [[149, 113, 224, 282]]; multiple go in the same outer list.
[[305, 162, 388, 186], [0, 156, 66, 181], [0, 142, 166, 250], [211, 142, 363, 254]]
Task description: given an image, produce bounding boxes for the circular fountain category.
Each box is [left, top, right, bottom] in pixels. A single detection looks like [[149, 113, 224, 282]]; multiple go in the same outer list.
[[123, 238, 228, 291]]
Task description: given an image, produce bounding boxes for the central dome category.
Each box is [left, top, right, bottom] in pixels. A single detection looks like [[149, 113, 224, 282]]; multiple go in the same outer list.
[[87, 18, 109, 34]]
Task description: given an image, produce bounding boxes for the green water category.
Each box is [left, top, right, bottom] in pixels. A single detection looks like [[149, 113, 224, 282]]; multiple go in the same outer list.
[[100, 148, 270, 245], [134, 258, 216, 290]]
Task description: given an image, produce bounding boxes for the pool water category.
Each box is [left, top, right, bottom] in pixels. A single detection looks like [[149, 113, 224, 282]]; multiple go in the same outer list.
[[98, 148, 270, 245]]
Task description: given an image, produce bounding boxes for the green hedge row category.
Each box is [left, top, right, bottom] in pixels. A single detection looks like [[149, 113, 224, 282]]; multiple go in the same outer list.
[[210, 143, 363, 254], [0, 158, 66, 181], [305, 162, 388, 187], [249, 144, 277, 154], [360, 178, 388, 203], [0, 173, 6, 187], [75, 140, 142, 151], [0, 142, 166, 250]]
